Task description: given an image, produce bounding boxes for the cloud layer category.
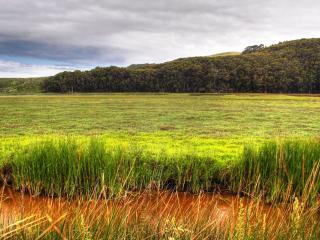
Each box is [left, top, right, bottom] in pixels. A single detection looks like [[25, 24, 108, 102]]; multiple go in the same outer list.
[[0, 0, 320, 77], [0, 60, 82, 78]]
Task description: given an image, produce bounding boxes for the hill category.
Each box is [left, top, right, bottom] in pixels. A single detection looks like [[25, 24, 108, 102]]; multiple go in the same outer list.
[[0, 78, 45, 94], [41, 38, 320, 93], [209, 52, 241, 57]]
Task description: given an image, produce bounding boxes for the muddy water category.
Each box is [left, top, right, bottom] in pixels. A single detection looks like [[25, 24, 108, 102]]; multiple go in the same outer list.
[[0, 188, 281, 229]]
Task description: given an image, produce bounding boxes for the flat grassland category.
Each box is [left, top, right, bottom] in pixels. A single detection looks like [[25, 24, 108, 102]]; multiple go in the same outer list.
[[1, 93, 319, 137]]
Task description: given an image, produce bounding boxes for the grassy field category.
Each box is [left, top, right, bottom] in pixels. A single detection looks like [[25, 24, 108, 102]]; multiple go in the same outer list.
[[1, 93, 320, 239], [1, 93, 320, 137]]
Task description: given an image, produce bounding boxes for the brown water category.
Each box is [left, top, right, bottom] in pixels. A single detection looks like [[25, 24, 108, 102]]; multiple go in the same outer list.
[[0, 188, 282, 230]]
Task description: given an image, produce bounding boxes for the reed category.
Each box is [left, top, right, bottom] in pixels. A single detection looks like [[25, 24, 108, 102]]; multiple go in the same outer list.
[[1, 137, 320, 202], [7, 137, 227, 197], [233, 138, 320, 203]]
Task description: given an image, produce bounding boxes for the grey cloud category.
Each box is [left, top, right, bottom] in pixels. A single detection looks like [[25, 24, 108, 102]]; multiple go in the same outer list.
[[0, 37, 126, 64], [0, 0, 320, 76]]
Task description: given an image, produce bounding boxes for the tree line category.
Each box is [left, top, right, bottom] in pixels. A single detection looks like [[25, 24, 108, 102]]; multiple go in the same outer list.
[[43, 38, 320, 93]]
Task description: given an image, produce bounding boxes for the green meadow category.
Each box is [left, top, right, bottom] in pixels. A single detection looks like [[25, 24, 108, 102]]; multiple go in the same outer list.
[[1, 94, 319, 137]]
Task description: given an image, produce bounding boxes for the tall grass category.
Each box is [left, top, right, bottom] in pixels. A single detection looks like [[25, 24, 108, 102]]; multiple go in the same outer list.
[[1, 137, 320, 202], [7, 138, 226, 197], [233, 139, 320, 203]]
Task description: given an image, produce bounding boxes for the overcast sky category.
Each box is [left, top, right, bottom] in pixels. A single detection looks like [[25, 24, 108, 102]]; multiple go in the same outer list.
[[0, 0, 319, 77]]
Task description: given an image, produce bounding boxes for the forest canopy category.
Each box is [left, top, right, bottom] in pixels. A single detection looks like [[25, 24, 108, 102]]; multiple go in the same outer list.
[[43, 38, 320, 93]]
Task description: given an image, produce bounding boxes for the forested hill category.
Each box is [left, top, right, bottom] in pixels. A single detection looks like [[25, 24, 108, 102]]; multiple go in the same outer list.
[[43, 38, 320, 93], [0, 78, 45, 94]]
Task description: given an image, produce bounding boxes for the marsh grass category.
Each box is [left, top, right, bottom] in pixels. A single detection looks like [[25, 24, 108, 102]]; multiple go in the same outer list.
[[7, 137, 226, 197], [0, 137, 320, 203], [234, 139, 320, 203]]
